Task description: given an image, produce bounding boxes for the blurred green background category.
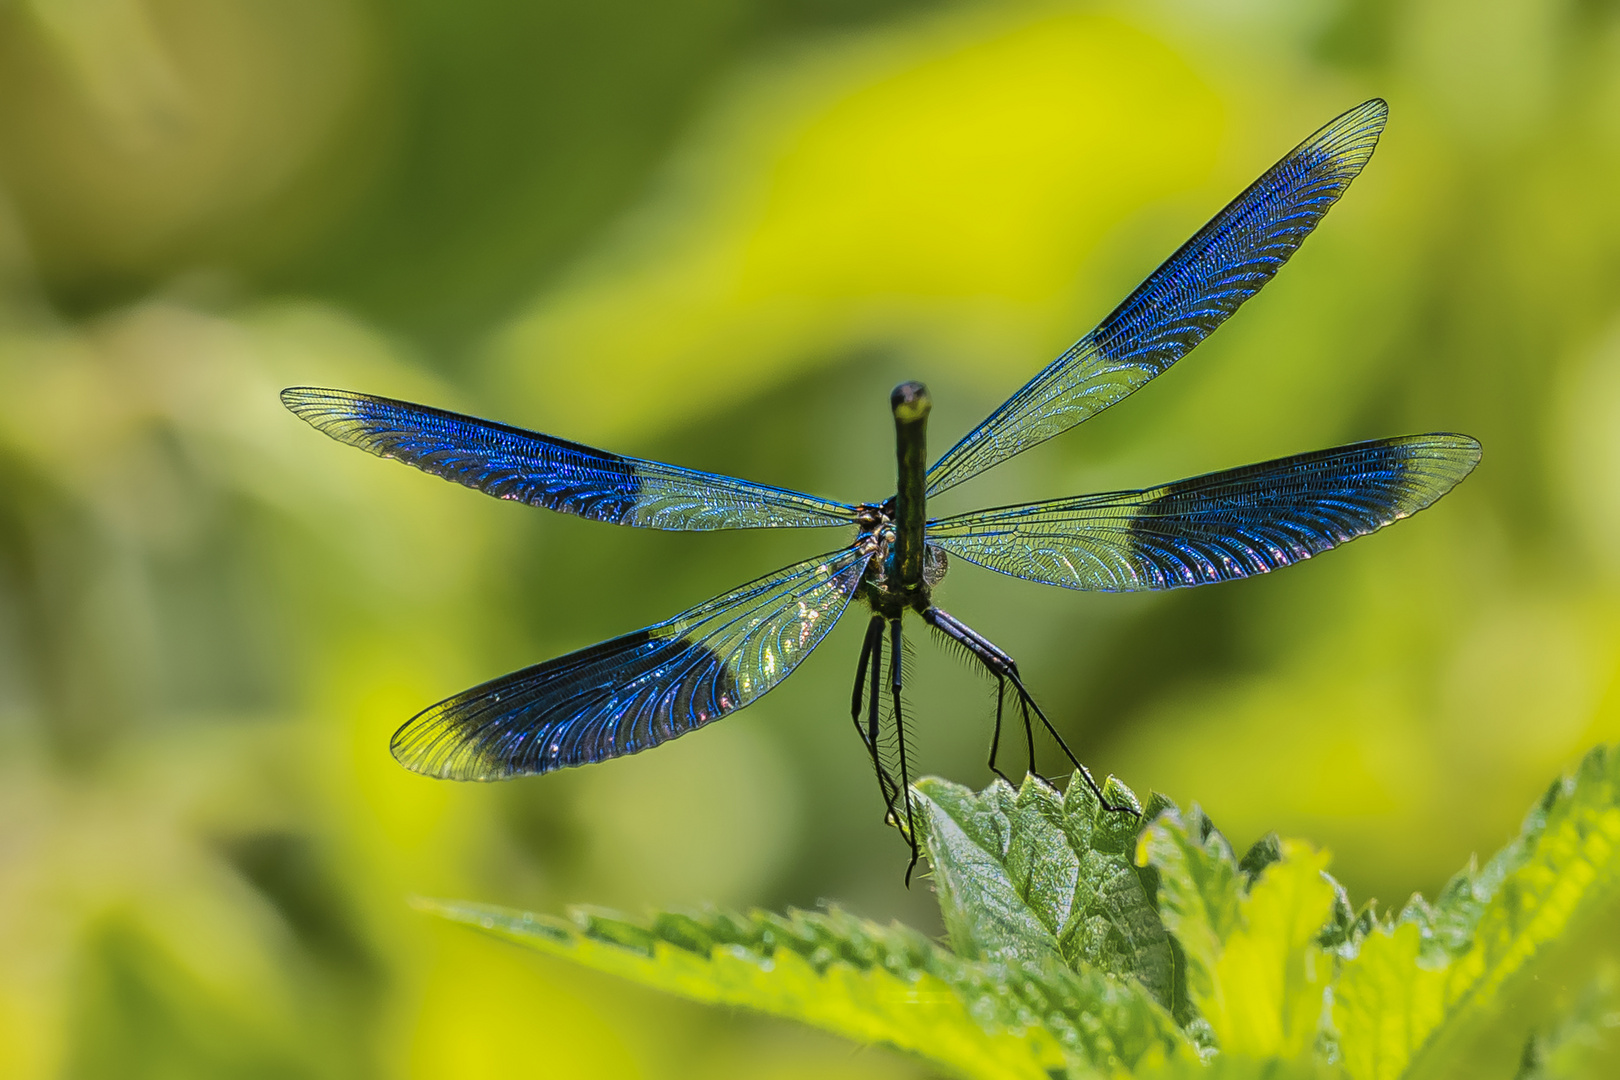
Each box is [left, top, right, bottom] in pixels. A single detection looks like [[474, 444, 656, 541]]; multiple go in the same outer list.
[[2, 0, 1619, 1076]]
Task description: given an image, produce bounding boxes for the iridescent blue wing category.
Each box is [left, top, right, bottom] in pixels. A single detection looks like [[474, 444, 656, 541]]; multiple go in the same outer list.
[[391, 544, 873, 779], [926, 435, 1479, 591], [926, 99, 1389, 498], [282, 388, 859, 530]]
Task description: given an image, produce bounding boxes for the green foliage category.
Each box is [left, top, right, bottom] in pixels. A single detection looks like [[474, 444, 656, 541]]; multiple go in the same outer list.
[[1140, 815, 1335, 1060], [419, 897, 1189, 1079], [12, 4, 1620, 1075], [910, 774, 1172, 1005], [1512, 963, 1620, 1080], [1332, 744, 1620, 1080], [426, 745, 1620, 1078]]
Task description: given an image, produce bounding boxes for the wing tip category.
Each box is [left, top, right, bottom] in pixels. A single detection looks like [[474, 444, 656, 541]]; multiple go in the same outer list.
[[1407, 431, 1483, 468], [1352, 97, 1390, 123], [391, 712, 509, 782], [1385, 433, 1482, 519], [281, 386, 365, 425], [1447, 431, 1483, 467], [1309, 97, 1390, 170]]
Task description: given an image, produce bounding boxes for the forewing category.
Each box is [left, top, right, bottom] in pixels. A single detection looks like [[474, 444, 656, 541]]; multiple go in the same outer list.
[[283, 388, 859, 529], [926, 99, 1389, 497], [391, 545, 873, 779], [926, 435, 1479, 591]]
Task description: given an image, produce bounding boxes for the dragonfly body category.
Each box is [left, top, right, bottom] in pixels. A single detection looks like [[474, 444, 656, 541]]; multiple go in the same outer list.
[[853, 382, 945, 612], [284, 99, 1482, 876], [845, 381, 1112, 856]]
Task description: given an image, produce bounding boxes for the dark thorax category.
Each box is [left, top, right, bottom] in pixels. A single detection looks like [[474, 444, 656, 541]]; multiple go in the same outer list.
[[852, 502, 950, 619], [855, 382, 948, 620]]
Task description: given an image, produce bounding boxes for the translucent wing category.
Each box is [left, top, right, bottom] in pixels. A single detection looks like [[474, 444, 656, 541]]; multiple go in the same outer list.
[[926, 99, 1389, 498], [283, 388, 859, 530], [391, 545, 873, 779], [926, 435, 1479, 591]]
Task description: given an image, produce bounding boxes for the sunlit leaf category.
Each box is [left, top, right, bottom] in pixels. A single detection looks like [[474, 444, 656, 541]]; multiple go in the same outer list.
[[1208, 842, 1336, 1059], [417, 897, 1191, 1079], [1135, 805, 1242, 1012], [912, 773, 1175, 1008], [1514, 962, 1620, 1079], [1333, 744, 1620, 1080], [419, 746, 1620, 1079], [1136, 1056, 1333, 1080], [1332, 921, 1449, 1080], [1138, 812, 1335, 1060]]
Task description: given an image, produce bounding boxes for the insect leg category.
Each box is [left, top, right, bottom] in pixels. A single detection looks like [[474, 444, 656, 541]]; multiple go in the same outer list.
[[922, 605, 1136, 817], [1016, 685, 1038, 780], [888, 617, 920, 884], [923, 605, 1025, 777], [852, 614, 878, 730], [871, 621, 901, 815], [1005, 673, 1132, 815], [986, 677, 1013, 785], [853, 614, 900, 819]]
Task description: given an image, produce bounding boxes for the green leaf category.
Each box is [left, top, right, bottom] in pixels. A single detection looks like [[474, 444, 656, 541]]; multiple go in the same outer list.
[[1137, 1057, 1337, 1080], [1237, 833, 1284, 886], [1139, 812, 1336, 1060], [1333, 745, 1620, 1079], [1331, 921, 1448, 1080], [1135, 806, 1243, 1011], [1211, 842, 1336, 1059], [911, 776, 1065, 969], [1514, 961, 1620, 1079], [417, 898, 1192, 1080], [911, 773, 1175, 1008], [416, 747, 1620, 1079]]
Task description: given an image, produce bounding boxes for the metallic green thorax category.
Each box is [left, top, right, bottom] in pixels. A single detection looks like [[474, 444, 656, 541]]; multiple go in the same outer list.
[[889, 381, 930, 590]]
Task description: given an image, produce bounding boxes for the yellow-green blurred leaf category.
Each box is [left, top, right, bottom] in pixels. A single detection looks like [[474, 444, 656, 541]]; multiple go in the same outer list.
[[1333, 745, 1620, 1080], [1333, 922, 1448, 1080], [1208, 842, 1335, 1059], [1139, 815, 1334, 1060], [1515, 962, 1620, 1080], [1135, 807, 1243, 1012], [1137, 1057, 1334, 1080]]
